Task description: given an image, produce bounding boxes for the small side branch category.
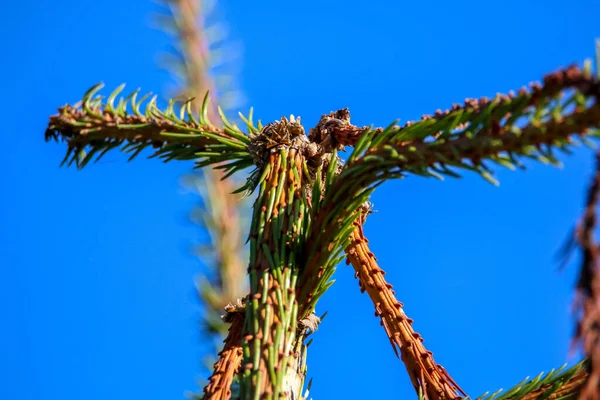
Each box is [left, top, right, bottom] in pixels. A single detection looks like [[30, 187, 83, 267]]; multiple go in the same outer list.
[[202, 303, 245, 400], [517, 366, 586, 400], [344, 212, 465, 400], [360, 103, 600, 180], [332, 64, 600, 149], [302, 68, 600, 298], [333, 65, 600, 194], [477, 360, 587, 400], [45, 84, 253, 171]]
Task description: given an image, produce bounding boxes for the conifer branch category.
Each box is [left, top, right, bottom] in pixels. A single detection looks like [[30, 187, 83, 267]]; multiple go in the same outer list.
[[344, 210, 465, 400], [300, 66, 600, 282], [202, 301, 245, 400], [157, 0, 243, 113], [296, 65, 600, 320], [188, 171, 248, 337], [331, 64, 600, 152], [157, 0, 249, 383], [475, 359, 587, 400], [343, 210, 591, 400], [45, 84, 253, 174], [340, 64, 600, 185], [160, 0, 218, 119], [292, 64, 600, 400], [43, 35, 600, 398]]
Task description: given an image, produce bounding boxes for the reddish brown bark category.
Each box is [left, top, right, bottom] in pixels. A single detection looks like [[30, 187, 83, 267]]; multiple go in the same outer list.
[[328, 65, 599, 148], [344, 217, 465, 400], [202, 313, 244, 400]]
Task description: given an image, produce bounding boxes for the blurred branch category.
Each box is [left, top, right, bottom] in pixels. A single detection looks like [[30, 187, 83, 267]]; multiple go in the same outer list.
[[154, 0, 249, 396], [566, 151, 600, 400]]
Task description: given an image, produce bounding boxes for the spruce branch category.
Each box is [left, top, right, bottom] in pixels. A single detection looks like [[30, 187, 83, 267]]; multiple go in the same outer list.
[[344, 210, 465, 400], [43, 36, 600, 399], [475, 360, 587, 400], [156, 0, 243, 119], [289, 63, 600, 400], [45, 84, 253, 174], [300, 66, 600, 284], [202, 301, 245, 400], [332, 64, 599, 151], [157, 0, 244, 113], [339, 65, 600, 187], [185, 171, 248, 338], [296, 64, 600, 321], [156, 0, 249, 388], [160, 0, 217, 118], [343, 211, 590, 400]]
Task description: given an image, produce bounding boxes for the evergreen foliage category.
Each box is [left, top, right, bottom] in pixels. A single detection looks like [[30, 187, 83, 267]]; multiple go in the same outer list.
[[45, 40, 600, 400]]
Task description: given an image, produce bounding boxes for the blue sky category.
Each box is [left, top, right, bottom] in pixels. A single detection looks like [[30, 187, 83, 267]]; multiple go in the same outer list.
[[2, 1, 600, 399]]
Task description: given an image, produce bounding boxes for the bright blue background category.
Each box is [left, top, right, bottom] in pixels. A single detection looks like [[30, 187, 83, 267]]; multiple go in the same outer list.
[[2, 1, 600, 399]]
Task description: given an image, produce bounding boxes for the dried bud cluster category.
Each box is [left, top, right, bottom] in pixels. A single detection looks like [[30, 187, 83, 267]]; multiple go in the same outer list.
[[248, 115, 310, 167], [308, 108, 352, 150], [248, 112, 353, 184], [222, 298, 246, 323]]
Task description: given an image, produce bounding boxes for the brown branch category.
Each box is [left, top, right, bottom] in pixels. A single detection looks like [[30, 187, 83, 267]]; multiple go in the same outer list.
[[572, 152, 600, 400], [331, 65, 599, 148], [202, 304, 245, 400], [382, 105, 600, 170], [344, 211, 465, 400], [300, 71, 600, 303]]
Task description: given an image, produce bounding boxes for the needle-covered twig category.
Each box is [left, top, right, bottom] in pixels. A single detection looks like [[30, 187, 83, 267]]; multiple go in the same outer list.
[[45, 84, 253, 175], [476, 359, 587, 400]]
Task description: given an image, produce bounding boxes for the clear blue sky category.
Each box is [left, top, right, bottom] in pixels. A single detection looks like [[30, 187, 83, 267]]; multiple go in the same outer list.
[[2, 1, 600, 399]]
